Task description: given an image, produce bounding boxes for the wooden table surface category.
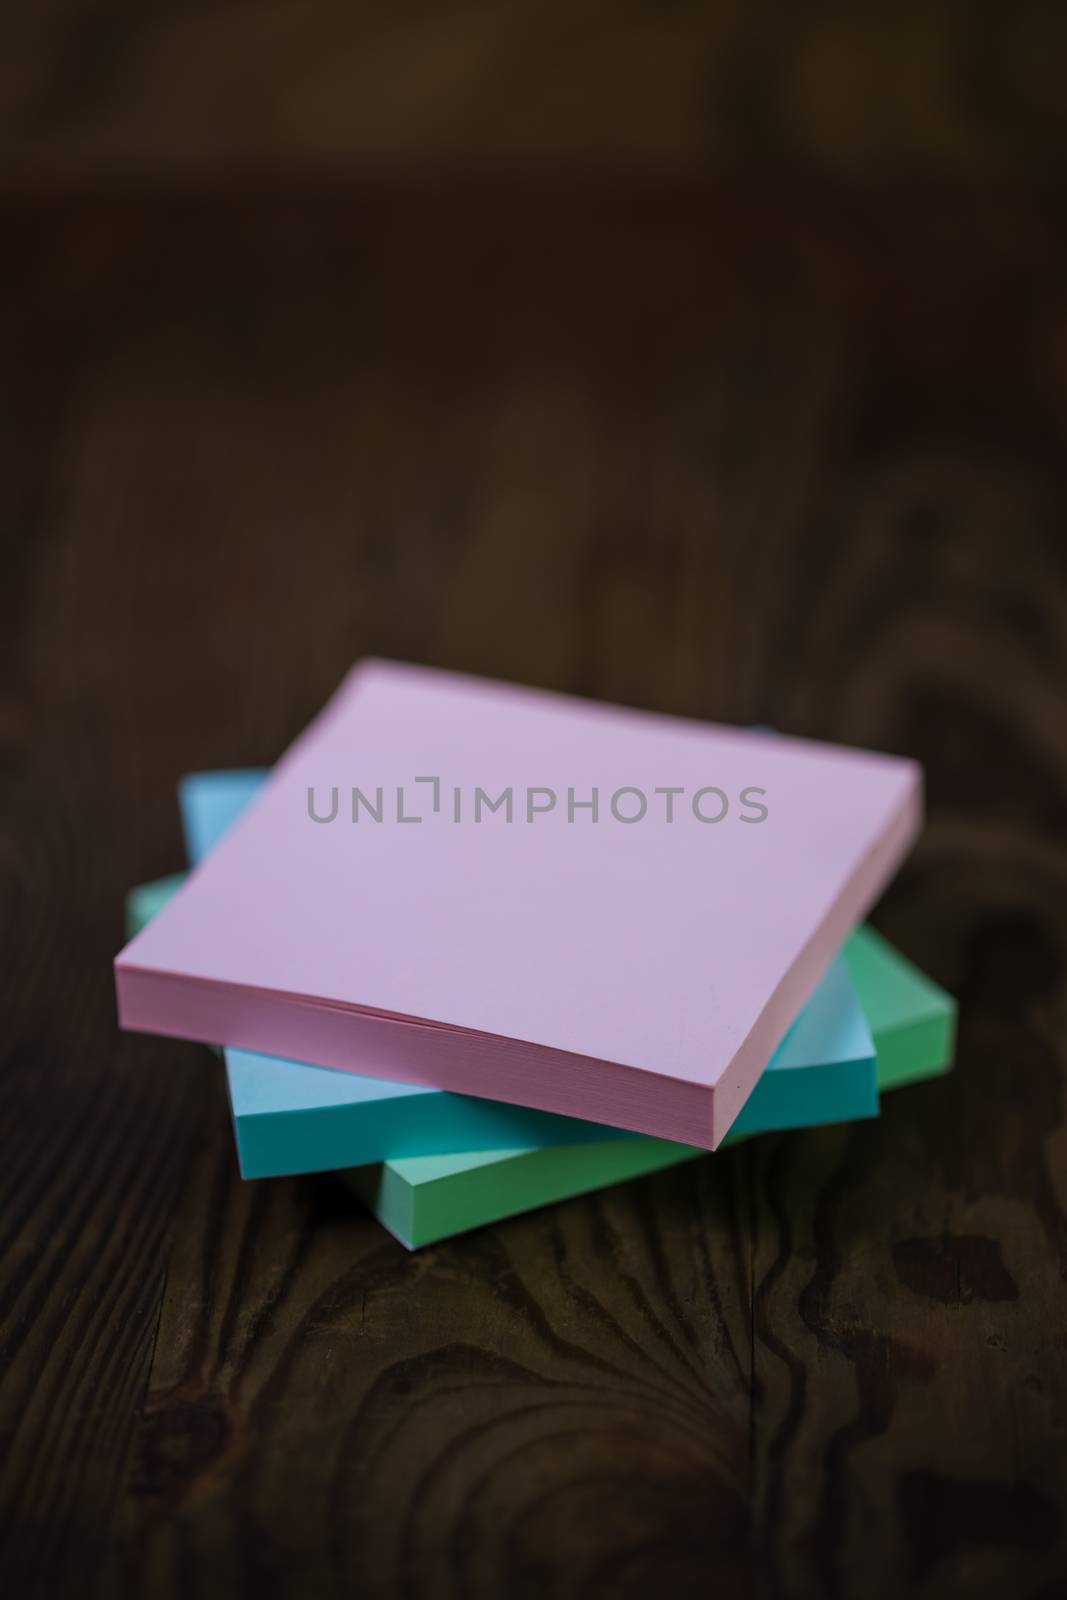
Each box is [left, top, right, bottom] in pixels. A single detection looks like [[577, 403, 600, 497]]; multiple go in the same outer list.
[[3, 11, 1067, 1599]]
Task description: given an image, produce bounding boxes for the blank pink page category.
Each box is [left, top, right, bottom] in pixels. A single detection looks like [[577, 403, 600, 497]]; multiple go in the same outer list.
[[115, 661, 921, 1147]]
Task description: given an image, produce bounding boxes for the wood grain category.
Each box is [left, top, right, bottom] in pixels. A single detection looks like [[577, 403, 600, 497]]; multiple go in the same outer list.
[[1, 176, 1066, 1599]]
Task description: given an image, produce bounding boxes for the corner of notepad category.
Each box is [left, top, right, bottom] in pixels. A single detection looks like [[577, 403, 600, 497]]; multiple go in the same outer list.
[[868, 749, 924, 869], [343, 656, 465, 697], [285, 656, 410, 743], [707, 1074, 745, 1151], [112, 878, 180, 1019], [897, 754, 926, 844], [897, 750, 924, 800], [112, 949, 137, 1028], [706, 1108, 732, 1152], [115, 865, 185, 960], [114, 914, 150, 972], [340, 655, 403, 693]]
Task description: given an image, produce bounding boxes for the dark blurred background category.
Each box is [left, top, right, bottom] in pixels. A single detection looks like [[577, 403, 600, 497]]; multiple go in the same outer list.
[[5, 2, 1066, 747], [3, 7, 1067, 1600]]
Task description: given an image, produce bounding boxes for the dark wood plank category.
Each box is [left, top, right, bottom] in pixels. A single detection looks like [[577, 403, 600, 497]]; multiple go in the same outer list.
[[3, 1, 1066, 181], [2, 182, 1066, 1598], [747, 293, 1067, 1597], [120, 1086, 754, 1600]]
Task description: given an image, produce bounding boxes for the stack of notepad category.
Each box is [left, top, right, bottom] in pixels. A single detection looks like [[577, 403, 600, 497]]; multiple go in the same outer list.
[[116, 661, 956, 1249]]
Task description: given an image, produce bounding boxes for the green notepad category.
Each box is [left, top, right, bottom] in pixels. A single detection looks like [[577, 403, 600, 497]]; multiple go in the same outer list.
[[842, 924, 956, 1090]]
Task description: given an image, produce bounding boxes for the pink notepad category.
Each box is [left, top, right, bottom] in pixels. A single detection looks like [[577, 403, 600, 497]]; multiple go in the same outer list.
[[115, 661, 921, 1148]]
